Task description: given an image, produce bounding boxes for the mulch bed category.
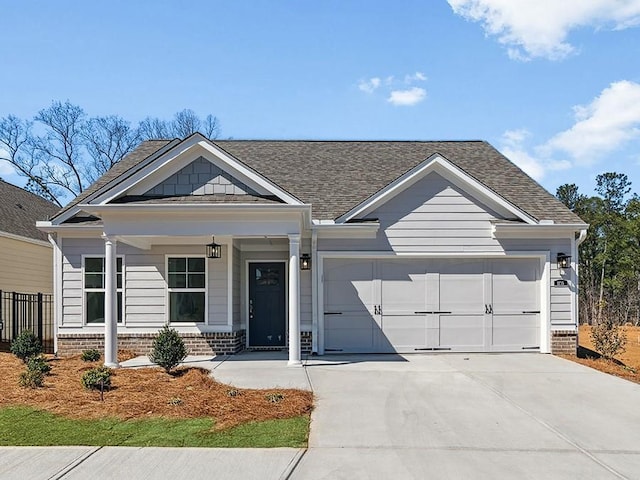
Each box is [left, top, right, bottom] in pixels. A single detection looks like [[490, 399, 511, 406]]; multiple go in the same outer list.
[[0, 352, 313, 430]]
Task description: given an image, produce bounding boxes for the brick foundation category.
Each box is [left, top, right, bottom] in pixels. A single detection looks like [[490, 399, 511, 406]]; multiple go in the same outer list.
[[301, 331, 312, 354], [551, 330, 578, 355], [57, 330, 246, 357]]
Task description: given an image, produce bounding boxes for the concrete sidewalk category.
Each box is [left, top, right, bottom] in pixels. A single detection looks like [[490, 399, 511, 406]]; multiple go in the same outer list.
[[4, 353, 640, 479], [0, 446, 304, 480]]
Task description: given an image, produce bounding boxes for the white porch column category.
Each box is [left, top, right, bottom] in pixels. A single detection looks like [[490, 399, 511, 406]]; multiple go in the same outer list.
[[288, 234, 302, 366], [103, 235, 119, 368]]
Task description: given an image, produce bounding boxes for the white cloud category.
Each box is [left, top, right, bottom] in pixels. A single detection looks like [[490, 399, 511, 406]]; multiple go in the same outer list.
[[404, 72, 427, 83], [499, 81, 640, 180], [387, 87, 427, 106], [500, 129, 572, 181], [358, 77, 381, 94], [543, 80, 640, 164], [448, 0, 640, 60]]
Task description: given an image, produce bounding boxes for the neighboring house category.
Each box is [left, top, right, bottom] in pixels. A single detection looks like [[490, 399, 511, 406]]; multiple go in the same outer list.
[[37, 134, 587, 365], [0, 180, 59, 294]]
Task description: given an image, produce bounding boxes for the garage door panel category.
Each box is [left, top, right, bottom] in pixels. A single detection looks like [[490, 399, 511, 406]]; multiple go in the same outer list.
[[380, 260, 426, 313], [438, 315, 485, 347], [492, 314, 539, 348], [492, 259, 539, 312], [437, 259, 485, 314], [380, 315, 428, 351], [324, 259, 375, 313], [325, 314, 375, 352], [323, 257, 542, 354]]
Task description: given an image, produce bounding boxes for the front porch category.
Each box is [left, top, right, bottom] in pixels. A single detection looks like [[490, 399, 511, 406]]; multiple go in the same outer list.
[[52, 231, 314, 367]]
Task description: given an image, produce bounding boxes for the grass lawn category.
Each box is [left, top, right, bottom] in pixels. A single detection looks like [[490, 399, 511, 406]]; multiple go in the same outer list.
[[0, 352, 313, 448], [0, 406, 309, 447]]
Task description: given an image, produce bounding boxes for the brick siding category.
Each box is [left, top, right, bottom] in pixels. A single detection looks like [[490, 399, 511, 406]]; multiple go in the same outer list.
[[57, 330, 246, 357], [551, 330, 577, 355]]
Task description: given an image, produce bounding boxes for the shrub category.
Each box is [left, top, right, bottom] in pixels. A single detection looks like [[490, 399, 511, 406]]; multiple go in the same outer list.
[[149, 326, 187, 374], [81, 366, 112, 391], [10, 330, 42, 362], [591, 320, 627, 360], [19, 368, 44, 389], [27, 355, 51, 375], [81, 349, 101, 362], [266, 392, 285, 404]]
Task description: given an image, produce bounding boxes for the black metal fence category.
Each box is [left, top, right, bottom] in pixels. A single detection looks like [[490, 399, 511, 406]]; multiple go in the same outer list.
[[0, 291, 54, 353]]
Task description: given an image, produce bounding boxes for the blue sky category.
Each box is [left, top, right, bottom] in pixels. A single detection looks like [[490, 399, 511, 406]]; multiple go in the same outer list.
[[1, 0, 640, 199]]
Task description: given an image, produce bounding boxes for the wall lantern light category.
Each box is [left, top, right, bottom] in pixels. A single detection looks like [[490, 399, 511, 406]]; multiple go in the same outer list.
[[206, 236, 222, 259], [300, 253, 311, 270], [557, 253, 571, 269]]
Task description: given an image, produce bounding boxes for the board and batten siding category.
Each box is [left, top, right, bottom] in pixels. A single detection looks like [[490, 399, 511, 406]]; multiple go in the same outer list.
[[318, 172, 577, 330], [0, 235, 52, 294], [61, 238, 228, 329]]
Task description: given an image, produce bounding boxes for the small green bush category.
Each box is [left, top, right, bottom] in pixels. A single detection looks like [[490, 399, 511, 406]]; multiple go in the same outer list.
[[27, 355, 51, 375], [149, 326, 187, 374], [591, 320, 627, 360], [81, 366, 112, 391], [81, 349, 101, 362], [19, 368, 44, 389], [10, 330, 42, 362]]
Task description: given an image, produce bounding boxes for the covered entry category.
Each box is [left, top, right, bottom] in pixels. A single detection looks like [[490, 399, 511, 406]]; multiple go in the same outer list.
[[322, 257, 542, 353]]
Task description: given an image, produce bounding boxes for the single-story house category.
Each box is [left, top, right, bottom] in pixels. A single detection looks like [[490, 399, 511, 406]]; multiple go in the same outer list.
[[37, 133, 587, 366], [0, 179, 59, 294]]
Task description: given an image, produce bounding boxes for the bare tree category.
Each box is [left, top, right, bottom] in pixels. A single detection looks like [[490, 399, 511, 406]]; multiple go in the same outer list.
[[138, 109, 220, 140], [83, 115, 141, 182], [0, 114, 62, 206], [138, 116, 172, 140], [31, 101, 88, 198], [0, 102, 222, 205]]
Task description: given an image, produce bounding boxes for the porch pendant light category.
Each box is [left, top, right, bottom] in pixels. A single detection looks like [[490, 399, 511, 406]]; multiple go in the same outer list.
[[557, 253, 571, 269], [206, 236, 222, 259], [300, 253, 311, 270]]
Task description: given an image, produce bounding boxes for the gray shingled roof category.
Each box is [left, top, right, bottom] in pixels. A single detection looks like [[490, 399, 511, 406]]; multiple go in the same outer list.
[[53, 139, 585, 225], [0, 180, 59, 241]]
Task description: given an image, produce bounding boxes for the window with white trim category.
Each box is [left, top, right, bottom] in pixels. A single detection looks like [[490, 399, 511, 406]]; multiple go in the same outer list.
[[84, 257, 123, 324], [168, 257, 206, 323]]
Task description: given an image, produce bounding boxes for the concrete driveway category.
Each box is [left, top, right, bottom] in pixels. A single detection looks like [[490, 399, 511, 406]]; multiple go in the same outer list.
[[2, 353, 640, 479], [294, 353, 640, 479]]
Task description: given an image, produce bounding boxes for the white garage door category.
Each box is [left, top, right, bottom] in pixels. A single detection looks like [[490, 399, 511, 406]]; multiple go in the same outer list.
[[323, 257, 540, 353]]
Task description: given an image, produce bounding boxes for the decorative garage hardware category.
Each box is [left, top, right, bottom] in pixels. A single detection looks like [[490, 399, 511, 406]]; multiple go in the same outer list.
[[557, 253, 571, 269], [324, 312, 343, 315], [521, 346, 540, 350], [414, 311, 452, 314], [374, 305, 383, 314], [484, 304, 493, 314], [300, 254, 311, 270], [554, 279, 568, 286], [206, 236, 222, 259], [522, 310, 540, 314], [415, 347, 452, 351]]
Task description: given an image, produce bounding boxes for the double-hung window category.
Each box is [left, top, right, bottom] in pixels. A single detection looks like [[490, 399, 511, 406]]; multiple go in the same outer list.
[[84, 257, 123, 324], [167, 257, 206, 323]]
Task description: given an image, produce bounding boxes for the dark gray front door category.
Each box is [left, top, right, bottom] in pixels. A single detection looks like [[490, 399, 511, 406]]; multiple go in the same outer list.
[[249, 262, 286, 347]]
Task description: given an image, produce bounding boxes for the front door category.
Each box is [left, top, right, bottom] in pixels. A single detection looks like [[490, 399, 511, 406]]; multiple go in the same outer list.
[[249, 262, 286, 347]]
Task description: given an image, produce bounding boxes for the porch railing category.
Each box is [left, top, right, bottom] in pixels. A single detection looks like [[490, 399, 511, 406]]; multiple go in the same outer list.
[[0, 290, 54, 354]]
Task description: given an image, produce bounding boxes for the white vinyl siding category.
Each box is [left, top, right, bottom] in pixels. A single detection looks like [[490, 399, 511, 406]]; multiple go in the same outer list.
[[319, 173, 505, 253], [60, 238, 228, 329], [318, 173, 576, 332]]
